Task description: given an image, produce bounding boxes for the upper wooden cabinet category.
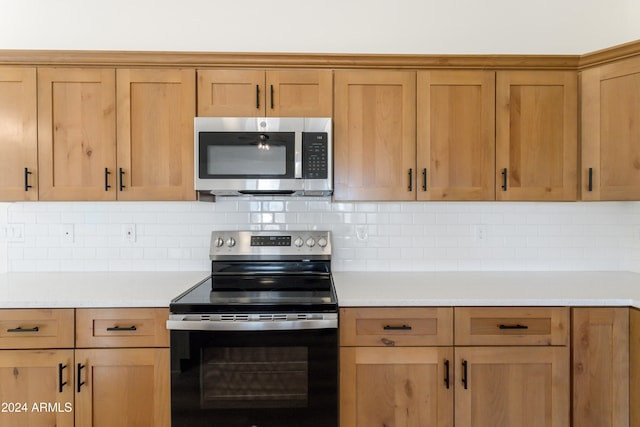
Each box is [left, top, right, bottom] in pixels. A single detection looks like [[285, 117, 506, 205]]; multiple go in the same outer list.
[[581, 56, 640, 200], [117, 69, 196, 201], [334, 70, 416, 201], [197, 69, 332, 117], [417, 70, 495, 200], [0, 67, 38, 201], [38, 68, 117, 201], [36, 68, 195, 201], [496, 71, 578, 201]]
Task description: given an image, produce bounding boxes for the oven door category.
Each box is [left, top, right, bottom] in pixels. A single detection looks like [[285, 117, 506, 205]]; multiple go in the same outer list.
[[170, 326, 337, 427]]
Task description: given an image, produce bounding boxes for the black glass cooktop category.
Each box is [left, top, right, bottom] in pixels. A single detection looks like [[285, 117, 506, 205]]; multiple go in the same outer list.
[[170, 274, 338, 314]]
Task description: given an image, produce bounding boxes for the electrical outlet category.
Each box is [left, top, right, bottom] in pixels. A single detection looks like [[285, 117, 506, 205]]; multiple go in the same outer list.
[[123, 224, 136, 242], [0, 224, 25, 242], [61, 224, 74, 244], [473, 225, 488, 242]]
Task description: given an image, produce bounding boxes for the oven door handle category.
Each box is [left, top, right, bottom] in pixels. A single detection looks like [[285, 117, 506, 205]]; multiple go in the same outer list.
[[166, 319, 337, 331]]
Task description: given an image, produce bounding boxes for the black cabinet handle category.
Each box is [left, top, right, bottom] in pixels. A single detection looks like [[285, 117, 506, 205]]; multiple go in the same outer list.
[[24, 168, 33, 191], [58, 363, 68, 393], [501, 168, 507, 191], [588, 167, 593, 192], [408, 168, 413, 192], [105, 168, 111, 191], [106, 325, 137, 332], [444, 359, 450, 389], [422, 168, 427, 191], [256, 85, 260, 109], [270, 84, 274, 109], [77, 363, 86, 392], [498, 324, 529, 330], [461, 360, 468, 389], [7, 326, 39, 333], [383, 325, 412, 331], [119, 168, 125, 191]]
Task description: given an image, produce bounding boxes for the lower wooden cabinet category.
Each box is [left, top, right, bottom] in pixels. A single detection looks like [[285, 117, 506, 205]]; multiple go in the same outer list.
[[340, 346, 453, 427], [340, 307, 571, 427], [572, 307, 630, 427], [0, 349, 75, 427], [0, 308, 169, 427], [74, 348, 170, 427], [455, 346, 569, 427]]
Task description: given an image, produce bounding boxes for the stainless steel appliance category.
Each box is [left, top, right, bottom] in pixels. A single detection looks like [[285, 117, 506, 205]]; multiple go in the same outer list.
[[167, 230, 338, 427], [194, 117, 332, 197]]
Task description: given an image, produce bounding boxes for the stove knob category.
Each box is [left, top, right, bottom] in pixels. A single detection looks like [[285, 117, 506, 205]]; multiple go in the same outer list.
[[306, 237, 316, 247], [318, 237, 328, 248], [294, 237, 304, 247], [214, 237, 224, 248], [226, 237, 236, 247]]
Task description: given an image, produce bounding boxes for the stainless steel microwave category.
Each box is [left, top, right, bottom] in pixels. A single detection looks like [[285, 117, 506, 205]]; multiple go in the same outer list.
[[194, 117, 332, 197]]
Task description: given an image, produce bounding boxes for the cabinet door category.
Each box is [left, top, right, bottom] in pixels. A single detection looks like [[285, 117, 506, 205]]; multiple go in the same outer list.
[[266, 70, 333, 117], [417, 71, 495, 200], [572, 308, 629, 427], [455, 347, 569, 427], [117, 69, 195, 201], [197, 69, 265, 116], [496, 71, 577, 201], [75, 348, 170, 427], [632, 308, 640, 427], [582, 56, 640, 200], [0, 349, 74, 427], [0, 67, 38, 201], [341, 346, 453, 427], [334, 70, 416, 201], [38, 68, 117, 201]]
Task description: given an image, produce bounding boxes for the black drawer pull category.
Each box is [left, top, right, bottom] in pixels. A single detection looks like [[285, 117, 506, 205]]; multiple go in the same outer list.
[[58, 363, 68, 393], [498, 324, 529, 330], [106, 325, 137, 332], [383, 325, 412, 331], [7, 326, 39, 333], [77, 363, 86, 392]]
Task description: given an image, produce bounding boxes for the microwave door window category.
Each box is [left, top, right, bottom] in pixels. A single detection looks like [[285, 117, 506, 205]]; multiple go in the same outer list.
[[207, 145, 287, 176], [200, 132, 295, 178]]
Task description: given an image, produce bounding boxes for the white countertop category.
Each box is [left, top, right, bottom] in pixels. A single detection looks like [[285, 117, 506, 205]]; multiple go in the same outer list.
[[0, 271, 638, 309], [333, 271, 640, 308], [0, 272, 209, 308]]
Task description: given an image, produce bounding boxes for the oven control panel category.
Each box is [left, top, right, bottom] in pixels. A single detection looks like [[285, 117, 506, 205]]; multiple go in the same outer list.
[[210, 230, 331, 259]]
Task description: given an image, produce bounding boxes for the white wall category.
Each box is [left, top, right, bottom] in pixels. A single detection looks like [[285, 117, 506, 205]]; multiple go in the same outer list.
[[2, 2, 640, 275], [4, 200, 640, 273], [1, 0, 639, 54]]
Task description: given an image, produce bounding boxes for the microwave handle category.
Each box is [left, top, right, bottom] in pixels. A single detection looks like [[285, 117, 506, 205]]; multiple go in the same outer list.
[[294, 132, 303, 179]]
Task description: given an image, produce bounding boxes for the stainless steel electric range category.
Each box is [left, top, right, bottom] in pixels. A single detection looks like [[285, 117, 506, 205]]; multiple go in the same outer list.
[[167, 230, 338, 427]]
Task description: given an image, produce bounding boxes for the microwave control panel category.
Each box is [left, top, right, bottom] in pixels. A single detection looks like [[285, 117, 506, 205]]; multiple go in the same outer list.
[[302, 132, 329, 179]]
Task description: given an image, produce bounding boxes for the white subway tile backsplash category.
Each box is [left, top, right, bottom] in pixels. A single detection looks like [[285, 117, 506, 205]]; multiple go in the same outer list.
[[3, 200, 640, 272]]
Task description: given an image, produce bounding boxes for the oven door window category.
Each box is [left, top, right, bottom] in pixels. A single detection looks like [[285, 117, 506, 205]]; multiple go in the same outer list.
[[202, 346, 308, 409], [198, 131, 295, 178], [170, 328, 337, 427]]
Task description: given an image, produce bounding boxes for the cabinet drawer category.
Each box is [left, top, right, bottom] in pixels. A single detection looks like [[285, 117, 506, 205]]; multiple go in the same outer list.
[[340, 307, 453, 347], [455, 307, 569, 346], [76, 308, 169, 348], [0, 309, 74, 349]]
